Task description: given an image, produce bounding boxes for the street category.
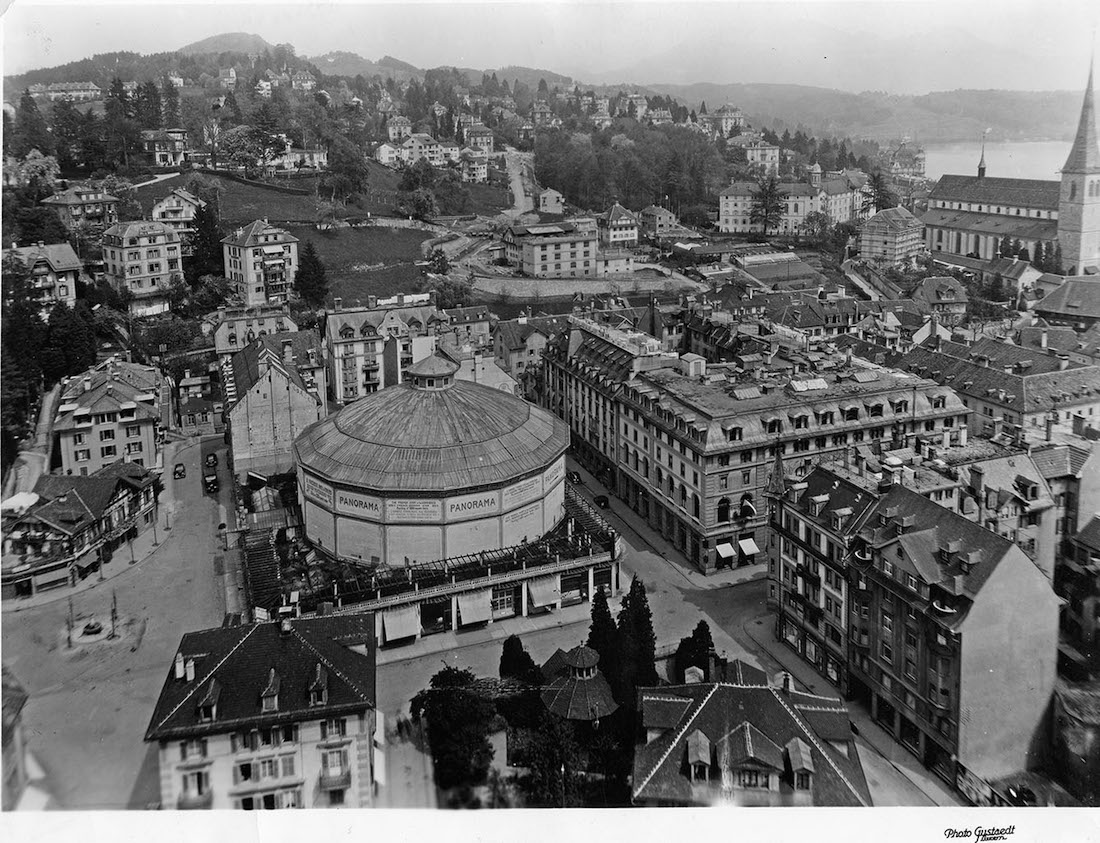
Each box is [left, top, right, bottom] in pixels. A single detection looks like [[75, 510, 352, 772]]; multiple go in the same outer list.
[[1, 436, 235, 809]]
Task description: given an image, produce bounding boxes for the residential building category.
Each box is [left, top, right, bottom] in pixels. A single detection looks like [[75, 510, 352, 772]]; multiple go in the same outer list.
[[719, 176, 866, 235], [908, 276, 969, 327], [768, 463, 1060, 795], [101, 220, 183, 316], [1031, 430, 1100, 568], [639, 205, 678, 237], [539, 188, 564, 215], [1, 460, 157, 598], [222, 220, 299, 308], [441, 305, 492, 347], [175, 368, 224, 438], [144, 615, 380, 809], [1051, 683, 1100, 804], [400, 134, 443, 167], [373, 142, 401, 168], [218, 68, 237, 89], [41, 185, 119, 231], [40, 81, 101, 102], [543, 317, 969, 574], [502, 222, 598, 278], [746, 141, 781, 176], [290, 71, 316, 92], [324, 294, 445, 404], [901, 336, 1100, 436], [1033, 278, 1100, 332], [387, 116, 413, 142], [212, 305, 298, 361], [632, 665, 870, 806], [439, 141, 461, 163], [494, 314, 571, 383], [860, 206, 925, 266], [647, 108, 673, 126], [2, 241, 81, 317], [2, 665, 30, 809], [465, 125, 494, 154], [151, 188, 207, 253], [459, 151, 487, 184], [255, 79, 272, 99], [703, 104, 745, 137], [597, 202, 639, 248], [53, 357, 169, 476], [223, 331, 326, 482], [596, 250, 635, 276], [1058, 515, 1100, 675], [268, 144, 328, 173], [532, 100, 554, 127], [141, 128, 189, 167], [168, 74, 184, 89], [886, 139, 926, 178]]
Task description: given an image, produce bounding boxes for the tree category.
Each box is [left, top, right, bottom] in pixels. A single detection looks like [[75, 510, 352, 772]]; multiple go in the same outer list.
[[999, 234, 1013, 259], [1, 255, 46, 445], [402, 187, 438, 221], [418, 270, 472, 310], [134, 80, 162, 129], [202, 119, 223, 170], [1041, 240, 1055, 272], [185, 202, 224, 284], [749, 175, 788, 236], [220, 125, 274, 177], [510, 710, 581, 807], [1010, 238, 1022, 260], [615, 576, 658, 707], [700, 100, 708, 115], [11, 89, 54, 158], [499, 635, 540, 683], [1053, 242, 1064, 275], [40, 302, 97, 384], [674, 620, 715, 682], [426, 247, 450, 275], [294, 240, 329, 306], [12, 149, 60, 202], [104, 78, 139, 168], [320, 135, 369, 204], [801, 210, 832, 243], [50, 98, 84, 172], [99, 175, 143, 220], [866, 171, 896, 213], [161, 77, 181, 127], [587, 585, 620, 686], [410, 666, 495, 790]]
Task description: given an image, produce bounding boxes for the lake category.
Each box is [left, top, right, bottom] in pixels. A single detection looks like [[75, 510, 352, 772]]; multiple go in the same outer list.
[[922, 140, 1069, 182]]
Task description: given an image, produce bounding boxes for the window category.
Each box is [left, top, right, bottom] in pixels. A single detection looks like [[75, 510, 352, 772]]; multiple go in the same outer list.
[[881, 641, 893, 662], [795, 771, 811, 790], [281, 755, 295, 778], [75, 449, 90, 462], [260, 758, 278, 779], [101, 445, 117, 458], [742, 470, 752, 486], [99, 429, 116, 441], [179, 739, 207, 761], [329, 789, 345, 806], [320, 718, 347, 740], [182, 770, 209, 798]]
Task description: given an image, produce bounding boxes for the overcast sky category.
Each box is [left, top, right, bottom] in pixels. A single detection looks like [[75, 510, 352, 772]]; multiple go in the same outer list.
[[3, 0, 1098, 94]]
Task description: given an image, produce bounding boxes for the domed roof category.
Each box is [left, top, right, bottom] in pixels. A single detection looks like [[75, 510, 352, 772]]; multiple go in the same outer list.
[[294, 378, 569, 493]]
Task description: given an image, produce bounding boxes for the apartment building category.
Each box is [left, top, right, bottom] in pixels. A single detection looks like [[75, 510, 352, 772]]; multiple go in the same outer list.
[[464, 125, 494, 154], [151, 188, 207, 253], [597, 203, 639, 248], [144, 615, 380, 810], [41, 185, 119, 231], [222, 220, 299, 308], [719, 174, 867, 235], [767, 464, 1060, 795], [539, 188, 564, 215], [141, 128, 189, 167], [400, 134, 443, 167], [222, 332, 325, 483], [387, 116, 412, 142], [501, 222, 599, 278], [639, 205, 677, 237], [53, 358, 169, 476], [543, 317, 971, 574], [493, 314, 571, 377], [860, 207, 926, 266], [2, 241, 81, 317], [102, 220, 183, 316], [459, 151, 488, 184], [211, 305, 298, 361], [746, 142, 781, 176], [324, 294, 444, 404]]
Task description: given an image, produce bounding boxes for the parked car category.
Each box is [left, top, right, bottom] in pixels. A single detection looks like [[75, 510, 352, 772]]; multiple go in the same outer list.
[[204, 453, 218, 468], [204, 473, 219, 493], [567, 471, 583, 485], [173, 463, 186, 479], [593, 495, 610, 509]]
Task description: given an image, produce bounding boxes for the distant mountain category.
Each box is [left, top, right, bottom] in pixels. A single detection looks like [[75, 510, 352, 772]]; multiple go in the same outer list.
[[491, 66, 573, 90], [647, 82, 1084, 144], [305, 51, 424, 82], [378, 55, 419, 74], [178, 32, 276, 56]]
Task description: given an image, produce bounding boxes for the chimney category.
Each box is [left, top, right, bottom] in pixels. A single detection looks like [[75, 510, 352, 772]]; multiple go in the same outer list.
[[83, 376, 91, 392], [1040, 328, 1048, 349], [184, 658, 195, 682], [1046, 412, 1055, 442], [333, 297, 342, 311], [280, 617, 293, 636], [37, 241, 44, 248], [781, 671, 792, 692], [174, 652, 185, 680], [283, 340, 294, 364], [184, 369, 192, 380], [1057, 354, 1070, 370]]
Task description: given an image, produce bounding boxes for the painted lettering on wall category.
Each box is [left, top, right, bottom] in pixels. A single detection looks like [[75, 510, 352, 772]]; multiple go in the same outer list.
[[446, 490, 501, 521], [303, 474, 334, 509], [386, 498, 443, 522], [334, 490, 383, 518]]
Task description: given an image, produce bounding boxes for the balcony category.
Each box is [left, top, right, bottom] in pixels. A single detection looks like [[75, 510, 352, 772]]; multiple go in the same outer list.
[[797, 564, 821, 587], [319, 769, 351, 790], [177, 790, 213, 809]]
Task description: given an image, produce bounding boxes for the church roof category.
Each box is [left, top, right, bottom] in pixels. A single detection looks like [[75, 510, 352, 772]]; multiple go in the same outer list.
[[928, 175, 1060, 210], [1063, 60, 1100, 174]]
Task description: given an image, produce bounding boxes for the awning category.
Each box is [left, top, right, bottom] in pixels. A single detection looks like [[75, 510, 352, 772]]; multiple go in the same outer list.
[[527, 575, 560, 607], [716, 542, 736, 559], [456, 590, 492, 625], [738, 538, 761, 556], [382, 605, 420, 641]]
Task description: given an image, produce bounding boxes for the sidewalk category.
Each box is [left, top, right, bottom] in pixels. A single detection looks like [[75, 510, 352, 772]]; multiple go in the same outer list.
[[741, 611, 964, 807]]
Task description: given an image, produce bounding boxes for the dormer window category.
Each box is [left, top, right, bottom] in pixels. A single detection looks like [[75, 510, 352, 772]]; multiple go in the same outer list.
[[261, 668, 280, 712], [868, 403, 884, 418], [796, 771, 811, 790], [309, 664, 329, 707]]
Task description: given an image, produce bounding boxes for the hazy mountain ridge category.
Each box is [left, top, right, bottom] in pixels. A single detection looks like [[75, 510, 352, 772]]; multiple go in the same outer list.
[[178, 32, 277, 55]]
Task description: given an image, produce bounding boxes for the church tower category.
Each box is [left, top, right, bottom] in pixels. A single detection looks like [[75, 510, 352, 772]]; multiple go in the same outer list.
[[1058, 59, 1100, 275]]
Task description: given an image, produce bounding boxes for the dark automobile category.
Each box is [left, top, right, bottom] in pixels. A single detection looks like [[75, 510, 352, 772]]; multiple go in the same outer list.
[[204, 473, 219, 493], [205, 453, 218, 468], [593, 495, 610, 509], [173, 463, 186, 479], [567, 471, 583, 485]]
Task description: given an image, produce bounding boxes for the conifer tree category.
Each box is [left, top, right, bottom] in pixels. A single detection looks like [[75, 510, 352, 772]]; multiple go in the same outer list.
[[587, 585, 620, 683], [294, 240, 328, 307]]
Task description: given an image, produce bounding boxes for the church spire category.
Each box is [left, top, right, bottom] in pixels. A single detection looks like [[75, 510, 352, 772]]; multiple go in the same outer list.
[[1063, 54, 1100, 174], [977, 132, 987, 179]]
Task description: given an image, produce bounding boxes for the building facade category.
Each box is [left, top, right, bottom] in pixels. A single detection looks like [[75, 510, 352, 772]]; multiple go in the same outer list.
[[41, 185, 118, 231], [101, 220, 183, 316], [597, 203, 639, 248], [860, 207, 925, 266], [144, 615, 380, 810], [2, 241, 81, 317], [222, 220, 299, 308], [151, 188, 206, 253]]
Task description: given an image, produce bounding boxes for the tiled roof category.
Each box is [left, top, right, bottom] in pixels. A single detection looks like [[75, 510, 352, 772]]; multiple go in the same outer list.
[[221, 219, 298, 248], [228, 331, 322, 410], [928, 175, 1060, 209], [28, 460, 153, 534], [41, 186, 119, 206], [1075, 515, 1100, 553], [863, 206, 921, 232], [1034, 279, 1100, 321], [144, 615, 376, 741], [54, 361, 163, 432], [632, 682, 869, 806], [4, 241, 82, 273], [103, 220, 179, 242], [920, 208, 1058, 242], [494, 315, 570, 351]]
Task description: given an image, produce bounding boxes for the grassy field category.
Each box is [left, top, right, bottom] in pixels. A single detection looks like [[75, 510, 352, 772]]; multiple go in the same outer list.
[[285, 225, 431, 306]]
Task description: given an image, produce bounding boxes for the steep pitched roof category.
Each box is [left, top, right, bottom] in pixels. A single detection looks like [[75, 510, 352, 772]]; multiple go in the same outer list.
[[1034, 279, 1100, 321], [220, 219, 298, 248], [1063, 60, 1100, 174], [864, 206, 921, 232], [227, 331, 322, 409], [144, 616, 376, 741], [4, 242, 82, 273], [928, 175, 1060, 210]]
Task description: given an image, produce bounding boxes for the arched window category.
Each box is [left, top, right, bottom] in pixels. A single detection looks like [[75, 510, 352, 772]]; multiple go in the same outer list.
[[693, 494, 700, 518], [717, 498, 731, 522], [740, 493, 757, 519]]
